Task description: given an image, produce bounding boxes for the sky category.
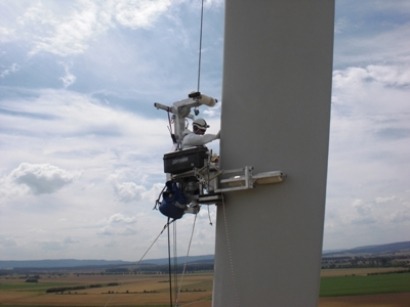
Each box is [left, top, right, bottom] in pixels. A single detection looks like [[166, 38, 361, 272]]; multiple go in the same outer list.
[[0, 0, 409, 261]]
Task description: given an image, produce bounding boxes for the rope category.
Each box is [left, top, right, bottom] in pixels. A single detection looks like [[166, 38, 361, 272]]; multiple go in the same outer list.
[[162, 3, 207, 303], [153, 185, 167, 210], [207, 205, 213, 225], [136, 221, 172, 268], [175, 214, 198, 305], [104, 220, 172, 307], [196, 0, 205, 92], [167, 218, 174, 307], [167, 110, 177, 145], [173, 221, 178, 305]]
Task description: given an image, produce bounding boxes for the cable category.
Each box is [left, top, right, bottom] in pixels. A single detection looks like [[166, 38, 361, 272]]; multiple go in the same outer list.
[[167, 110, 177, 145], [167, 218, 174, 307], [105, 220, 172, 307], [196, 0, 205, 92], [207, 205, 213, 226], [163, 2, 206, 301], [136, 221, 171, 268], [173, 221, 178, 305], [153, 185, 167, 210], [175, 214, 198, 305]]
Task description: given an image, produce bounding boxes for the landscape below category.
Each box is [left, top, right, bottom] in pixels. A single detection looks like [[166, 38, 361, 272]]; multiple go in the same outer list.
[[1, 241, 409, 306]]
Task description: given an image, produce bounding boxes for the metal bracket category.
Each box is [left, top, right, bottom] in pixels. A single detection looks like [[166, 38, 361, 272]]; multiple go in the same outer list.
[[213, 166, 285, 193]]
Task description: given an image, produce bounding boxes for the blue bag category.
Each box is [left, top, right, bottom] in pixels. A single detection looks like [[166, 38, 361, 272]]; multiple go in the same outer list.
[[159, 181, 188, 220]]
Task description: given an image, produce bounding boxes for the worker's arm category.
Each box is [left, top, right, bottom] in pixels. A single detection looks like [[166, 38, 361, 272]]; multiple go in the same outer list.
[[182, 132, 220, 147]]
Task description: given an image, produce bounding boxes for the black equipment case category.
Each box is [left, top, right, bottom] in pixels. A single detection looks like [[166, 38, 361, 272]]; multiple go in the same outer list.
[[163, 147, 208, 174]]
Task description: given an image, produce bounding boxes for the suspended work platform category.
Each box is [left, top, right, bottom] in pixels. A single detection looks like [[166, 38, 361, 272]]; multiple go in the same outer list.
[[154, 92, 286, 219], [163, 145, 286, 205]]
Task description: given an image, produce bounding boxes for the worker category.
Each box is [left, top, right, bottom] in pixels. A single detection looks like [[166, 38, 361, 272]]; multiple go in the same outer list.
[[159, 118, 219, 218], [181, 118, 220, 149]]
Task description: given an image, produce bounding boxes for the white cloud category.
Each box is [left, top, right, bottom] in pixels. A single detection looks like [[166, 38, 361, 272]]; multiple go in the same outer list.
[[324, 192, 410, 249], [98, 213, 138, 236], [0, 89, 169, 149], [324, 58, 410, 249], [28, 2, 106, 56], [366, 65, 410, 87], [108, 213, 137, 224], [1, 0, 224, 59], [113, 181, 145, 202], [0, 88, 169, 212], [1, 0, 409, 260], [0, 63, 20, 78], [336, 23, 410, 67], [0, 0, 224, 261], [0, 26, 14, 42], [372, 0, 410, 12], [391, 208, 410, 223], [331, 64, 410, 142], [333, 65, 410, 90], [0, 87, 178, 259], [9, 163, 76, 195], [0, 90, 171, 166], [2, 0, 175, 57], [112, 0, 171, 29], [0, 237, 17, 248], [59, 62, 76, 88]]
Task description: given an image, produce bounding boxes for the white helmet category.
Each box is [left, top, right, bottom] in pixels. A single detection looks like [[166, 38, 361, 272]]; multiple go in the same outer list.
[[193, 118, 209, 130]]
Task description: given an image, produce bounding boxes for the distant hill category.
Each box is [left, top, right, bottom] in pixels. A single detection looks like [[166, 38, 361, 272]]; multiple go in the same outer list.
[[0, 259, 129, 269], [0, 255, 215, 270], [140, 254, 214, 266], [322, 241, 410, 257], [2, 241, 409, 269]]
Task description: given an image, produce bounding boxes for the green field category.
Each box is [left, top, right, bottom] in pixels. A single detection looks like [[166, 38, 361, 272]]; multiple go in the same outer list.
[[320, 271, 410, 297]]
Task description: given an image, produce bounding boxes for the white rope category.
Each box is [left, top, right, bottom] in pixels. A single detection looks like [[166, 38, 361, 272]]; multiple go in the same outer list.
[[104, 221, 171, 307], [136, 222, 170, 267], [172, 221, 179, 305], [175, 214, 198, 305]]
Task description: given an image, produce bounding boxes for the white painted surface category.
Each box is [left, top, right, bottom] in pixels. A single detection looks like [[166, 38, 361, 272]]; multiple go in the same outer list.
[[213, 1, 335, 306]]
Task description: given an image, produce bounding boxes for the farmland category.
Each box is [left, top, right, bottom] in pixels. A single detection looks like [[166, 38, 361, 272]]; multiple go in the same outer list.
[[0, 272, 213, 306], [1, 267, 410, 306]]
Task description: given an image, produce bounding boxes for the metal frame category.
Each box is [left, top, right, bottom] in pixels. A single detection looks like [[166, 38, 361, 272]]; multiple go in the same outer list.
[[154, 92, 217, 148], [155, 93, 286, 205]]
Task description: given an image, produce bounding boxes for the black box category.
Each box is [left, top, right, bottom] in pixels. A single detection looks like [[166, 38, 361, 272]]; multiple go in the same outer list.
[[163, 147, 208, 174]]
